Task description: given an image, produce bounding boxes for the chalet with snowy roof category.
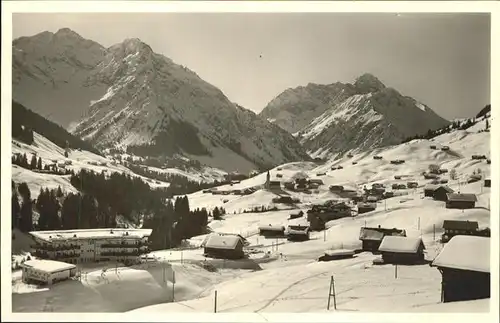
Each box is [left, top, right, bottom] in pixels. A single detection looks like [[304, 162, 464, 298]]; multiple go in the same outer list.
[[329, 185, 344, 193], [445, 193, 477, 209], [441, 146, 450, 151], [287, 225, 310, 242], [21, 259, 77, 285], [407, 181, 418, 189], [284, 181, 295, 190], [378, 236, 426, 265], [308, 215, 326, 231], [224, 172, 247, 182], [357, 202, 376, 214], [258, 225, 286, 238], [433, 186, 454, 202], [373, 156, 383, 160], [318, 249, 355, 262], [441, 220, 479, 243], [359, 226, 407, 252], [203, 234, 245, 260], [30, 228, 152, 265], [431, 235, 490, 303]]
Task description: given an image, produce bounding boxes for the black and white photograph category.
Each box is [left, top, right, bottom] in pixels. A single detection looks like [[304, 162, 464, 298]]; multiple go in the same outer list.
[[1, 1, 498, 320]]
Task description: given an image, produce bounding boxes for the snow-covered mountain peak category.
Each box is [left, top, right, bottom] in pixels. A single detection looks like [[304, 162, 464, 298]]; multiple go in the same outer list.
[[354, 73, 386, 94]]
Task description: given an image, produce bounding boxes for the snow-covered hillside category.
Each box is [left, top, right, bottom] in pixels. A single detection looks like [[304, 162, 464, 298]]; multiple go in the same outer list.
[[13, 29, 310, 173], [11, 132, 228, 199], [261, 74, 450, 159], [11, 114, 492, 314]]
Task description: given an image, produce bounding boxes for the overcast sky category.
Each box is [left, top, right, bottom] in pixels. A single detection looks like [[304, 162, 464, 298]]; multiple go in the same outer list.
[[12, 13, 490, 120]]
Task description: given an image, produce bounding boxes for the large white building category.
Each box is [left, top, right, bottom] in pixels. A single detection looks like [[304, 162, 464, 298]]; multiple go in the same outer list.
[[29, 228, 153, 265], [21, 259, 77, 285]]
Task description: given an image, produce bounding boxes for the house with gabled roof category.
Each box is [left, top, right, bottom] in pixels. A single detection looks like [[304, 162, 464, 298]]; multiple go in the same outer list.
[[378, 236, 426, 264], [203, 234, 245, 260], [445, 193, 477, 209], [359, 226, 406, 252], [431, 235, 490, 303], [441, 220, 479, 243]]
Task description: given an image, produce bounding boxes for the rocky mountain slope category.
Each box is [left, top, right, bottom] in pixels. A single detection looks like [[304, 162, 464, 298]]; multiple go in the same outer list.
[[12, 29, 310, 172], [260, 74, 450, 158]]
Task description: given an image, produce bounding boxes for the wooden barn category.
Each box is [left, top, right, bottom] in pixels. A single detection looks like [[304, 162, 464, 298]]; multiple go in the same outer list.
[[308, 215, 326, 231], [407, 181, 418, 189], [258, 225, 286, 238], [309, 178, 324, 186], [441, 220, 479, 243], [378, 236, 426, 265], [433, 185, 454, 202], [329, 185, 344, 193], [289, 210, 304, 220], [424, 184, 439, 197], [359, 226, 407, 252], [445, 193, 477, 209], [431, 235, 490, 303], [287, 225, 310, 242], [203, 234, 245, 260], [357, 202, 376, 214], [318, 249, 355, 262]]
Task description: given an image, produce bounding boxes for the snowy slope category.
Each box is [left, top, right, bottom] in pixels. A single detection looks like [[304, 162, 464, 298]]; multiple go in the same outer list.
[[10, 104, 491, 314], [11, 132, 227, 199]]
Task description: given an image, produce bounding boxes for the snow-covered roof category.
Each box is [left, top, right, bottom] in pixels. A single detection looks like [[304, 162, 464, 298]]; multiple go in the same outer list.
[[424, 184, 439, 191], [446, 193, 478, 202], [204, 234, 242, 250], [324, 249, 355, 257], [379, 236, 424, 253], [258, 225, 285, 232], [30, 228, 153, 242], [359, 227, 384, 241], [22, 259, 76, 274], [432, 235, 490, 273]]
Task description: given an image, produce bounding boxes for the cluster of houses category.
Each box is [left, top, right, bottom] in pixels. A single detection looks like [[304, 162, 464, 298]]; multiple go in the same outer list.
[[423, 184, 478, 209], [205, 187, 257, 196]]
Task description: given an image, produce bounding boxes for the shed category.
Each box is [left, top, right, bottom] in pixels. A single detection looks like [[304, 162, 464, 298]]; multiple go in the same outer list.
[[287, 225, 310, 242], [203, 234, 245, 260], [424, 184, 439, 197], [329, 185, 344, 193], [318, 249, 355, 262], [258, 225, 286, 238], [21, 259, 77, 285], [359, 226, 406, 252], [407, 181, 418, 189], [357, 202, 376, 214], [378, 236, 426, 264], [484, 179, 491, 188], [431, 235, 490, 303], [441, 220, 479, 243], [433, 186, 454, 201], [445, 193, 477, 209]]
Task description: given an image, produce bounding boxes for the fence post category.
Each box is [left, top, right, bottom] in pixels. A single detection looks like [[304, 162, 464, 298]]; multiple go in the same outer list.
[[395, 264, 398, 279], [214, 290, 218, 313], [433, 224, 436, 241], [172, 271, 175, 301]]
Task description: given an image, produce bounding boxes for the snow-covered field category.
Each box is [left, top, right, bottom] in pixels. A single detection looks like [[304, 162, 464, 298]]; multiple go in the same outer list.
[[10, 121, 493, 314]]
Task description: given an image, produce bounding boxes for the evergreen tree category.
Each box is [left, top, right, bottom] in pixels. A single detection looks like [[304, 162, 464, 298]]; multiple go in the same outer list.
[[61, 193, 80, 229], [56, 186, 64, 198], [213, 207, 221, 220], [36, 188, 49, 230], [12, 191, 20, 229], [37, 157, 42, 170], [30, 154, 37, 170], [18, 183, 33, 232]]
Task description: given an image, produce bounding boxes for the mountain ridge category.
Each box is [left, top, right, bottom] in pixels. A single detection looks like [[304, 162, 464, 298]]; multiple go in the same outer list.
[[12, 28, 311, 173], [260, 74, 450, 159]]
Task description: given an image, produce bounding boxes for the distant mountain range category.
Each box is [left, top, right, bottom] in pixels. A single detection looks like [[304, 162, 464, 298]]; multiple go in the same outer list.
[[260, 74, 450, 158], [12, 28, 310, 172]]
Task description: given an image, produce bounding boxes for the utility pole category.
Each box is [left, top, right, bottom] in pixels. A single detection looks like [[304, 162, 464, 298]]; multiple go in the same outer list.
[[214, 290, 218, 313], [327, 276, 337, 310]]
